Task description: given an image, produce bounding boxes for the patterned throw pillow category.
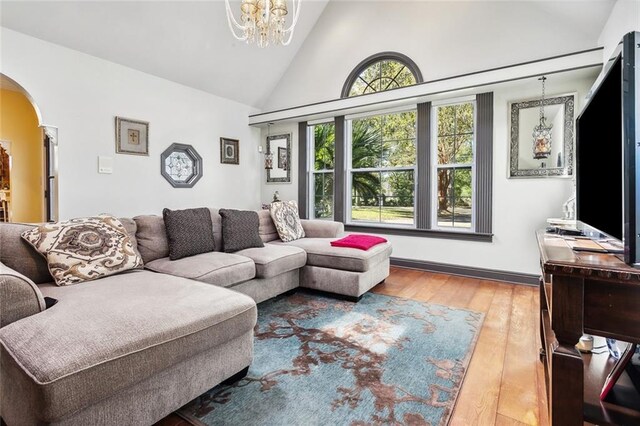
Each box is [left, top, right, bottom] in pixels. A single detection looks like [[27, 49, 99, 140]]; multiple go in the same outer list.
[[21, 215, 143, 286], [269, 201, 305, 242], [163, 207, 216, 260], [219, 209, 264, 253]]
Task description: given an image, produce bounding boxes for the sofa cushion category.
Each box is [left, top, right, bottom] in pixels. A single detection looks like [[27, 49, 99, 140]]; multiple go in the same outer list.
[[0, 223, 52, 284], [257, 209, 279, 243], [163, 207, 216, 260], [272, 238, 393, 273], [219, 209, 264, 253], [21, 215, 143, 286], [145, 252, 255, 286], [269, 201, 305, 242], [235, 244, 306, 279], [133, 215, 170, 263], [0, 270, 257, 422]]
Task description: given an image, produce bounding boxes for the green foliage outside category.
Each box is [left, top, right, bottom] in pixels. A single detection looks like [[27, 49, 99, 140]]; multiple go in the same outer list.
[[312, 103, 474, 224]]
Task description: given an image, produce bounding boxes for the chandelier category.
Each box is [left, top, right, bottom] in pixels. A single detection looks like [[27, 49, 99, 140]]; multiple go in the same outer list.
[[533, 76, 552, 160], [225, 0, 301, 48]]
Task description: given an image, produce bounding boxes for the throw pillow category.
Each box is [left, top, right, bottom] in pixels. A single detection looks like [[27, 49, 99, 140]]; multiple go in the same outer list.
[[219, 209, 264, 253], [21, 215, 143, 286], [163, 207, 216, 260], [269, 201, 305, 242]]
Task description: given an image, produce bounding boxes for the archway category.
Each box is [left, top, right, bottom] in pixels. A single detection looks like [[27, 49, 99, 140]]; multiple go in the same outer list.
[[0, 74, 58, 223]]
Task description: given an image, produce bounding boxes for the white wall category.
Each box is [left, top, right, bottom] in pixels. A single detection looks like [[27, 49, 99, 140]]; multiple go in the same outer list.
[[598, 0, 640, 62], [263, 1, 610, 111], [259, 75, 596, 275], [1, 28, 262, 219]]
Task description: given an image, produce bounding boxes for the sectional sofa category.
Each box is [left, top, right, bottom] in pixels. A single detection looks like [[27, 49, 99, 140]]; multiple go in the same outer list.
[[0, 208, 391, 425]]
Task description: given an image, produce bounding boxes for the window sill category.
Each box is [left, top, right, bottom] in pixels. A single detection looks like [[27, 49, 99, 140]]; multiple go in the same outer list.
[[344, 224, 493, 242]]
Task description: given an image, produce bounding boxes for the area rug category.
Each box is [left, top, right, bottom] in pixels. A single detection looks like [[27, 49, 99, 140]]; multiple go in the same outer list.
[[178, 292, 483, 426]]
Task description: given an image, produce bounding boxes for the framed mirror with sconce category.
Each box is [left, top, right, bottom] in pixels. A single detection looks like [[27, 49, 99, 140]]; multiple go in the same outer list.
[[508, 93, 575, 178], [266, 134, 291, 183]]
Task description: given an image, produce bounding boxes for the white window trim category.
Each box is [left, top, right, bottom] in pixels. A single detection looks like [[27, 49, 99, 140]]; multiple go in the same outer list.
[[345, 111, 418, 228], [430, 100, 477, 232], [308, 122, 336, 220]]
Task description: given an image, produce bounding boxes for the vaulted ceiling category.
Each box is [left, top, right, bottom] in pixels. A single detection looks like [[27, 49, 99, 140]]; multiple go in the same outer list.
[[0, 1, 616, 109], [0, 0, 330, 108]]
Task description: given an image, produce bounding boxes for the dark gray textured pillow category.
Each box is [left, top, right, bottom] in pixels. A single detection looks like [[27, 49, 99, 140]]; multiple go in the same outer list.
[[219, 209, 264, 253], [163, 207, 215, 260]]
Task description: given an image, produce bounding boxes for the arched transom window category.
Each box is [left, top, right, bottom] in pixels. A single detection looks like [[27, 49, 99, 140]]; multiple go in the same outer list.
[[342, 52, 423, 98]]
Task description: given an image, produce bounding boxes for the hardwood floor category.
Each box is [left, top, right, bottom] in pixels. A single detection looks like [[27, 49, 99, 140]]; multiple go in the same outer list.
[[374, 267, 547, 426], [158, 266, 547, 426]]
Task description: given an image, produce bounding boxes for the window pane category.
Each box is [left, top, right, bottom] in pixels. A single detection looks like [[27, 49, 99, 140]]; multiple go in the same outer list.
[[313, 172, 334, 219], [351, 117, 382, 169], [313, 123, 335, 171], [437, 168, 472, 228], [437, 105, 456, 136], [382, 171, 414, 224], [350, 171, 414, 224], [358, 62, 381, 93], [437, 136, 456, 165], [351, 171, 381, 222], [384, 111, 416, 141], [456, 103, 475, 134], [383, 138, 416, 167], [455, 134, 473, 164]]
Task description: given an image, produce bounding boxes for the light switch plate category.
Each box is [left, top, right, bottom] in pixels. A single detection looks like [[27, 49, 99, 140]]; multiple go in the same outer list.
[[98, 156, 113, 174]]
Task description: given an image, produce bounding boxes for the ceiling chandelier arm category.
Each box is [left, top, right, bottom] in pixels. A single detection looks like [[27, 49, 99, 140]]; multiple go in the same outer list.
[[283, 0, 301, 33], [224, 0, 247, 32], [281, 0, 301, 45]]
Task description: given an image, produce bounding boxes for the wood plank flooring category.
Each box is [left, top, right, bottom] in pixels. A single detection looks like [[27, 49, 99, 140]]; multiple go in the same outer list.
[[158, 266, 547, 426]]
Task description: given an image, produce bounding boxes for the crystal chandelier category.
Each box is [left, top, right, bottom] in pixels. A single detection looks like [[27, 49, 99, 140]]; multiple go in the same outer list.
[[225, 0, 301, 48], [533, 76, 553, 160]]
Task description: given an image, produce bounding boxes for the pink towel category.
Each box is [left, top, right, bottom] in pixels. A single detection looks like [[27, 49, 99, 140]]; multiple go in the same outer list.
[[330, 234, 387, 250]]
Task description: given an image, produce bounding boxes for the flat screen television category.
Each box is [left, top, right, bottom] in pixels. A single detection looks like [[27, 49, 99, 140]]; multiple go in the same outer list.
[[576, 31, 639, 266]]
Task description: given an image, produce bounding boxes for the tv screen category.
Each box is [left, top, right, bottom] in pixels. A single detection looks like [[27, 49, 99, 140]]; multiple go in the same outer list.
[[576, 56, 623, 240]]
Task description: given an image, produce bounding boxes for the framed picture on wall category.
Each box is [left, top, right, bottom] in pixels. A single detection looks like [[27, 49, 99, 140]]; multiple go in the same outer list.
[[115, 117, 149, 156], [220, 137, 240, 164]]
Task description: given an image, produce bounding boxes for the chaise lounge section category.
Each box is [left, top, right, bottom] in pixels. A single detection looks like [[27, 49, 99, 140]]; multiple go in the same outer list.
[[0, 222, 257, 426]]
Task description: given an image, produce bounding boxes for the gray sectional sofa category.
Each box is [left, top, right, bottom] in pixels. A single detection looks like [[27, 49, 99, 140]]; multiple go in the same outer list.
[[0, 208, 391, 425]]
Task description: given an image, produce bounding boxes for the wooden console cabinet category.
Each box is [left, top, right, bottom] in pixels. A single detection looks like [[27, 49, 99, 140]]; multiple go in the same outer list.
[[537, 230, 640, 425]]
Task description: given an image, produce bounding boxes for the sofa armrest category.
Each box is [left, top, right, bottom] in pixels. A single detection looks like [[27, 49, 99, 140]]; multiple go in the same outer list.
[[0, 262, 46, 328], [300, 219, 344, 238]]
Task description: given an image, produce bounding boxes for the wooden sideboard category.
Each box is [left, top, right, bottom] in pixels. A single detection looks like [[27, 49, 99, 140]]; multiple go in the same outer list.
[[537, 230, 640, 425]]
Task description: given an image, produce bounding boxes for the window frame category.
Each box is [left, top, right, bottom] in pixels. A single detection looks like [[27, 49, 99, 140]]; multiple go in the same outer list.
[[430, 96, 478, 233], [345, 107, 418, 229], [308, 119, 336, 220], [341, 52, 423, 99]]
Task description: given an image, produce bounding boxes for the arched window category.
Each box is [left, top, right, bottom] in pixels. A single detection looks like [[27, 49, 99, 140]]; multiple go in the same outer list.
[[341, 52, 422, 98]]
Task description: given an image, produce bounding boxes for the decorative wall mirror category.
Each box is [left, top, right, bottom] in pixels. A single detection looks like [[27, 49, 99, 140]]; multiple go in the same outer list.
[[160, 143, 203, 188], [509, 93, 575, 178], [266, 134, 291, 183]]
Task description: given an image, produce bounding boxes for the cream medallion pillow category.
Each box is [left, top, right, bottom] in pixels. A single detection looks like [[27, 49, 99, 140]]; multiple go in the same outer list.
[[269, 201, 305, 242], [21, 215, 143, 286]]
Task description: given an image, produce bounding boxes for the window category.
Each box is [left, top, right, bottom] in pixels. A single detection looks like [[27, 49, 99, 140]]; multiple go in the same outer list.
[[432, 101, 475, 230], [347, 110, 417, 225], [309, 122, 335, 219], [342, 52, 423, 98]]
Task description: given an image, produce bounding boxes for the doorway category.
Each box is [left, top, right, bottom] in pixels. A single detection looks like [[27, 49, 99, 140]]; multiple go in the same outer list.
[[0, 74, 57, 223]]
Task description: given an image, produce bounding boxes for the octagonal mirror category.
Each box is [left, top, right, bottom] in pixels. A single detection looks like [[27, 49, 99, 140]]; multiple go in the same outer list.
[[160, 143, 203, 188]]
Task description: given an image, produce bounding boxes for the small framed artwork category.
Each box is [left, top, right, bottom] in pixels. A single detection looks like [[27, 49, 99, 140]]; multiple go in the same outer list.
[[115, 117, 149, 156], [220, 137, 239, 165]]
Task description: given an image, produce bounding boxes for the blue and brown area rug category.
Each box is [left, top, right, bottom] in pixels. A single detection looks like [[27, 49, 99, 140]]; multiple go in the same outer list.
[[178, 292, 483, 426]]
